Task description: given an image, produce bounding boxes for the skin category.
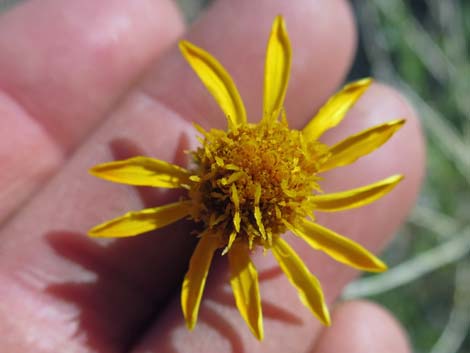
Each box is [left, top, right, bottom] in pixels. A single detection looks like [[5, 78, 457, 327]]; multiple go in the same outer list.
[[0, 0, 425, 352]]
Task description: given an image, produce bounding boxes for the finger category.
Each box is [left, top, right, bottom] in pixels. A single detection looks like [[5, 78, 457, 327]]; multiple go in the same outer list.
[[312, 301, 411, 353], [131, 84, 425, 352], [141, 0, 356, 129], [0, 0, 184, 222]]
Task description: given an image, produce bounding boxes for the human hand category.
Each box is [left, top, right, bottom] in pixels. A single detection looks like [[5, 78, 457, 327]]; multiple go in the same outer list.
[[0, 0, 425, 352]]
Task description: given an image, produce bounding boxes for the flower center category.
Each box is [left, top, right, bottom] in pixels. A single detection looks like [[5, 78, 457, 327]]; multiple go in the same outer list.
[[189, 120, 327, 249]]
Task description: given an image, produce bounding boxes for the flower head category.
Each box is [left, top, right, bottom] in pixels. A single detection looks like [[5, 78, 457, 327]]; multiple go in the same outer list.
[[88, 16, 404, 340]]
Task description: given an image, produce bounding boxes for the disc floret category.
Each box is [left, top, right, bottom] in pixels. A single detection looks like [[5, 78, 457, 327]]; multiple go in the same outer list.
[[189, 119, 327, 251]]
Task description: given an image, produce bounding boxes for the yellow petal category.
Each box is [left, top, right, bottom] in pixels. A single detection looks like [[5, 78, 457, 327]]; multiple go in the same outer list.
[[231, 184, 241, 232], [228, 243, 263, 340], [302, 78, 373, 142], [231, 184, 240, 209], [271, 237, 330, 325], [88, 201, 192, 238], [254, 206, 266, 239], [319, 119, 406, 172], [262, 15, 292, 123], [181, 234, 219, 330], [312, 175, 403, 211], [221, 231, 237, 256], [290, 219, 387, 272], [254, 184, 266, 238], [89, 156, 191, 188], [179, 40, 247, 130], [233, 211, 241, 233]]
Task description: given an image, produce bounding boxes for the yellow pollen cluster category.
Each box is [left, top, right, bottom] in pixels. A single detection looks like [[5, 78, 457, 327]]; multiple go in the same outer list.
[[189, 119, 327, 251]]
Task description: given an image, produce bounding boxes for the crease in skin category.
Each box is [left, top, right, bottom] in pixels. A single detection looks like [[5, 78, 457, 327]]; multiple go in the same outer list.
[[0, 90, 64, 225], [12, 264, 98, 292], [0, 273, 85, 352], [0, 89, 64, 161], [130, 89, 202, 150]]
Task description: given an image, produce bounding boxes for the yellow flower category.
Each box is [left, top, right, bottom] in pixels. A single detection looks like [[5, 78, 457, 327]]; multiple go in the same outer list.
[[88, 16, 404, 340]]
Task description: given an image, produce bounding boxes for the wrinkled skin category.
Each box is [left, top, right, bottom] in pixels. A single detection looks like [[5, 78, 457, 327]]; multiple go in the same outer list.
[[0, 0, 424, 352]]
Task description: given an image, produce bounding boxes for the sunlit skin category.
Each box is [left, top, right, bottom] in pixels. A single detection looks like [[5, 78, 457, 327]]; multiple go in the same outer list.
[[88, 16, 406, 340], [0, 0, 424, 352]]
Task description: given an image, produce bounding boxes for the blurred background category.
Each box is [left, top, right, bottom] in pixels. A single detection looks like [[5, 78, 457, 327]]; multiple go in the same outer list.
[[1, 0, 469, 352]]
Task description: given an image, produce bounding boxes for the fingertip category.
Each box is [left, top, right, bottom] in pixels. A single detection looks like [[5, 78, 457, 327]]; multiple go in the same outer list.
[[359, 82, 426, 214], [320, 82, 426, 233], [313, 300, 411, 353]]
